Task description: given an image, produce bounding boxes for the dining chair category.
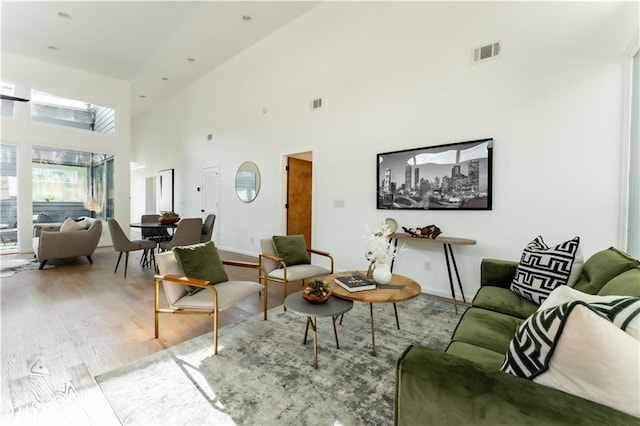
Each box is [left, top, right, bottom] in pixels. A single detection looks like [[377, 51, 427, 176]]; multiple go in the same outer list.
[[141, 214, 170, 242], [259, 235, 334, 309], [107, 218, 158, 277], [158, 218, 203, 252], [155, 243, 267, 354], [200, 213, 216, 243]]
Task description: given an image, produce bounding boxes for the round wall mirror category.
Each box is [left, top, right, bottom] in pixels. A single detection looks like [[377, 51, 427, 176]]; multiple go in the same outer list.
[[235, 161, 261, 203]]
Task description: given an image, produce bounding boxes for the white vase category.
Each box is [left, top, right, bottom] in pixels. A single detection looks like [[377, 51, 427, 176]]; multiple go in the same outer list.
[[372, 263, 392, 285]]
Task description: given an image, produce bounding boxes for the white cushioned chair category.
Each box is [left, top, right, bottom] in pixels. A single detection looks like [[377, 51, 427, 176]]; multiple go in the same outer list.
[[259, 235, 333, 308], [155, 248, 267, 354]]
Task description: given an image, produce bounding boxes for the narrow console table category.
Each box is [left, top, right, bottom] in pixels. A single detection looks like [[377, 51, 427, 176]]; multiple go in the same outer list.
[[388, 233, 476, 313]]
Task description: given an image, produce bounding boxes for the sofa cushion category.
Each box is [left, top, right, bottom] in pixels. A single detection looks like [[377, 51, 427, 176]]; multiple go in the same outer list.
[[173, 241, 228, 295], [502, 300, 640, 417], [472, 286, 538, 319], [510, 236, 581, 305], [573, 247, 640, 294], [60, 217, 86, 232], [272, 235, 310, 267], [597, 268, 640, 297], [396, 345, 637, 426], [444, 341, 505, 370], [450, 307, 523, 355]]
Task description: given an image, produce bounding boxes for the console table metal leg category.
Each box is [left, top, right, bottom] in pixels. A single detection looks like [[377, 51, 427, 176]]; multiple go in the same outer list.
[[447, 244, 467, 303], [443, 244, 459, 314], [369, 303, 377, 356]]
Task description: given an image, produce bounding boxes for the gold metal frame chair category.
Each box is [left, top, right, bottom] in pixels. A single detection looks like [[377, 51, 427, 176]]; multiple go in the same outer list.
[[154, 251, 267, 354], [259, 238, 334, 309]]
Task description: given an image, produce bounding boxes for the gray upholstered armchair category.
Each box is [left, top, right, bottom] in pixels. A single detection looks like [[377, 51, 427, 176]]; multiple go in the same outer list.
[[259, 235, 334, 307], [32, 216, 102, 269]]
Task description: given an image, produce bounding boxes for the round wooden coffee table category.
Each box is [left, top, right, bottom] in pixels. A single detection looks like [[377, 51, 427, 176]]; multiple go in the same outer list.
[[324, 271, 421, 355]]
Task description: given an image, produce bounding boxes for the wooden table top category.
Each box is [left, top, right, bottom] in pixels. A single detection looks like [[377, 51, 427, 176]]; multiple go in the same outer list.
[[325, 271, 421, 304], [389, 232, 476, 246]]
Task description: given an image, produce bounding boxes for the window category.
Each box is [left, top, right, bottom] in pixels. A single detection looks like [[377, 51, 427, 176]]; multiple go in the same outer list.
[[30, 90, 115, 135], [0, 144, 18, 251], [1, 82, 15, 117], [32, 146, 115, 221]]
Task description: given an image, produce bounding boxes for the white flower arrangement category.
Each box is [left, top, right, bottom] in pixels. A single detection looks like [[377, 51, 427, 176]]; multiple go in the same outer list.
[[364, 221, 404, 266]]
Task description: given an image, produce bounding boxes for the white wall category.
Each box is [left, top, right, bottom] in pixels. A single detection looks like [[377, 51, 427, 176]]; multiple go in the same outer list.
[[132, 2, 639, 300], [1, 52, 132, 251]]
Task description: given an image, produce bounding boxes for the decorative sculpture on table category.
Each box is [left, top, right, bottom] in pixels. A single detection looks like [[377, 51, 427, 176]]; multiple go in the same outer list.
[[402, 225, 442, 239]]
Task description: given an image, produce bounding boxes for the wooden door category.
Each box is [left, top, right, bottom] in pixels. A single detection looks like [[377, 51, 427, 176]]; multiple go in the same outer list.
[[286, 157, 312, 248]]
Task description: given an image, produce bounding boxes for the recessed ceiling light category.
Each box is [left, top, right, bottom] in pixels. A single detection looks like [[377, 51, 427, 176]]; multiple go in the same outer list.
[[58, 12, 72, 19], [161, 77, 169, 81], [187, 57, 196, 62], [242, 15, 251, 21], [47, 45, 60, 50]]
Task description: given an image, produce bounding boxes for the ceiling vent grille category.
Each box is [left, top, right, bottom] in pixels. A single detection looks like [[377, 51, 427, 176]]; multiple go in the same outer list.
[[311, 98, 322, 110], [472, 41, 501, 64]]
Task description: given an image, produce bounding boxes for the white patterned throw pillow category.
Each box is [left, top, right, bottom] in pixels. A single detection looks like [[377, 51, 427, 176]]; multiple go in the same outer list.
[[501, 298, 640, 417], [510, 236, 580, 305]]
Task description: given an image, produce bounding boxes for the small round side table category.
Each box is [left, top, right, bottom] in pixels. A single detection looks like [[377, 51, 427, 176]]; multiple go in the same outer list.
[[284, 291, 353, 369]]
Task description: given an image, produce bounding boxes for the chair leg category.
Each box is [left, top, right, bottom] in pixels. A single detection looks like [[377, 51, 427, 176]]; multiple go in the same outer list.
[[213, 308, 219, 355], [283, 280, 288, 311], [114, 252, 123, 273], [124, 252, 130, 278], [39, 260, 48, 270], [154, 278, 160, 338], [86, 255, 93, 265]]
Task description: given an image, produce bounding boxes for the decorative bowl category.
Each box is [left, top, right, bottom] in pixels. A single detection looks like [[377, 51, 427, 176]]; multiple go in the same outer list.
[[158, 216, 180, 224], [301, 290, 331, 304]]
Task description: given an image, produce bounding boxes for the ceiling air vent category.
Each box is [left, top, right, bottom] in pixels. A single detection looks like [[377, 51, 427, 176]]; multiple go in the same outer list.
[[311, 98, 322, 110], [472, 41, 501, 64]]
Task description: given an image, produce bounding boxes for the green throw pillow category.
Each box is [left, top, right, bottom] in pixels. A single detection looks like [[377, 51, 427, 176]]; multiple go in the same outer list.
[[272, 235, 310, 267], [173, 241, 228, 295]]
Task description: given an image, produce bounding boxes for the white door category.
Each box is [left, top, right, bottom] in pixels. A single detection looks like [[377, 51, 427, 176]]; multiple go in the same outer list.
[[202, 166, 220, 245]]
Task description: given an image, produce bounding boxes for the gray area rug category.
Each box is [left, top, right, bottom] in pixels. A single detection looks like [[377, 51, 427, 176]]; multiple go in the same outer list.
[[96, 295, 466, 426], [0, 258, 53, 277]]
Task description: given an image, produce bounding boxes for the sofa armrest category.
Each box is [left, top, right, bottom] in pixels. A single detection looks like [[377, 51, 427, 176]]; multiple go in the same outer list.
[[395, 345, 634, 426], [33, 223, 62, 237], [480, 258, 519, 289]]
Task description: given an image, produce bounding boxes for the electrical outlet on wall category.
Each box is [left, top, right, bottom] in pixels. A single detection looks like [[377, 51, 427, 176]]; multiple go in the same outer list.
[[251, 237, 255, 244], [424, 260, 432, 271]]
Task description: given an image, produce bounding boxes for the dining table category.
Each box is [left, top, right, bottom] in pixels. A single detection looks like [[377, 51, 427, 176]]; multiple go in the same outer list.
[[129, 222, 179, 242]]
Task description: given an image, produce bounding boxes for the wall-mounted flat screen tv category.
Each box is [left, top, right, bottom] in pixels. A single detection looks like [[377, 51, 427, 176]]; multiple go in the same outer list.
[[377, 138, 493, 210]]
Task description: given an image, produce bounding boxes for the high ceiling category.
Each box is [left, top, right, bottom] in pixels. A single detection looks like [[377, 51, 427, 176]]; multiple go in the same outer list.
[[1, 1, 319, 116]]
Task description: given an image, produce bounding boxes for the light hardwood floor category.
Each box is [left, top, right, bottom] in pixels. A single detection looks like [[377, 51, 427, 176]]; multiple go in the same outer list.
[[1, 246, 289, 425]]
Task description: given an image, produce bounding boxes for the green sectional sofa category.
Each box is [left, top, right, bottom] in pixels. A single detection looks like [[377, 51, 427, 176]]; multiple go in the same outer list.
[[395, 247, 640, 425]]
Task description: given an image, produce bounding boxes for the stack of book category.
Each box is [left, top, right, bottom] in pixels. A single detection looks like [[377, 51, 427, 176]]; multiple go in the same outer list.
[[334, 272, 376, 292]]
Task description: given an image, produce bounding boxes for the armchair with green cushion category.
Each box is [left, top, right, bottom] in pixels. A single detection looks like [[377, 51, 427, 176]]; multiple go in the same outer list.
[[155, 241, 267, 355], [395, 247, 640, 425], [259, 235, 334, 308]]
